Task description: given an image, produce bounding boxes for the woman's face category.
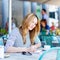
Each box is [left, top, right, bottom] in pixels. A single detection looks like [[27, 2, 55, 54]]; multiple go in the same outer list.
[[41, 10, 45, 15], [41, 22, 46, 27], [28, 17, 37, 30]]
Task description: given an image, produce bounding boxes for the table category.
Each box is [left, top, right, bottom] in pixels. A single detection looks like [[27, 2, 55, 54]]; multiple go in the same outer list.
[[0, 48, 59, 60], [0, 51, 42, 60]]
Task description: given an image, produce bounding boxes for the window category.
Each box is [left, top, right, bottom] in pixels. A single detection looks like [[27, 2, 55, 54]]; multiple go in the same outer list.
[[49, 12, 55, 19]]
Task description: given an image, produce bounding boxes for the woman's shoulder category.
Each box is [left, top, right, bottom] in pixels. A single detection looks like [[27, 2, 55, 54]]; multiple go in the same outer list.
[[46, 25, 50, 29], [10, 27, 20, 35], [46, 25, 49, 27], [12, 27, 19, 32]]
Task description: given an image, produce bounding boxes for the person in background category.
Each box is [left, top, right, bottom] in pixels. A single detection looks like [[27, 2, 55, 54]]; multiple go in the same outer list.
[[50, 22, 56, 32], [39, 19, 50, 47], [5, 13, 41, 53], [41, 9, 48, 21], [11, 17, 16, 29], [5, 17, 16, 32], [40, 19, 50, 35], [5, 20, 9, 32]]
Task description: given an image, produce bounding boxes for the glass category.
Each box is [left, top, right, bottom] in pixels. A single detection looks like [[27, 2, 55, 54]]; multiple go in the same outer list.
[[0, 37, 4, 58], [0, 37, 4, 45]]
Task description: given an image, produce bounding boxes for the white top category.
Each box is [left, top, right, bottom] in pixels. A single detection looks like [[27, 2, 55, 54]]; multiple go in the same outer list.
[[42, 14, 48, 20], [4, 27, 41, 52]]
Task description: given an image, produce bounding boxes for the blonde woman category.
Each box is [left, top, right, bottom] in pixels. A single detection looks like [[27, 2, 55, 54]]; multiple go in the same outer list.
[[5, 13, 41, 53]]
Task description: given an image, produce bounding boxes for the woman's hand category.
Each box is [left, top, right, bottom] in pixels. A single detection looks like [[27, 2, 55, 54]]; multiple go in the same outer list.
[[28, 45, 37, 52], [46, 32, 49, 35], [27, 43, 41, 52], [46, 30, 49, 35]]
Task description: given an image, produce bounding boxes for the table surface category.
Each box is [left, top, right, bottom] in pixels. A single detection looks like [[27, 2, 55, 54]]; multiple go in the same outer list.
[[0, 51, 42, 60], [0, 49, 58, 60]]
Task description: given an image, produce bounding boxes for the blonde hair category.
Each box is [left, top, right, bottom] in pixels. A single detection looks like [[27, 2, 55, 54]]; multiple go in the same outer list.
[[19, 13, 40, 44]]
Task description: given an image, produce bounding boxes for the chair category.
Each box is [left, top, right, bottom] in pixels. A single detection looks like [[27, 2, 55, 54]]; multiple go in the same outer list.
[[39, 31, 53, 47], [39, 47, 60, 60]]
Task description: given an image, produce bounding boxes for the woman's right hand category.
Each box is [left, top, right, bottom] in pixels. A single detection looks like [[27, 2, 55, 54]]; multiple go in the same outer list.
[[27, 46, 37, 52]]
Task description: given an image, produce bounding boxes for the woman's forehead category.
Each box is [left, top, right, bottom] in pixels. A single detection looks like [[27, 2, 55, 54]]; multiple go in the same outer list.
[[25, 14, 37, 24], [31, 17, 37, 24]]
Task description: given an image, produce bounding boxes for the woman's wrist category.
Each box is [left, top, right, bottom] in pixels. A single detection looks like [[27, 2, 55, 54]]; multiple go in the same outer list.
[[32, 43, 41, 49], [18, 47, 28, 52], [31, 45, 37, 49]]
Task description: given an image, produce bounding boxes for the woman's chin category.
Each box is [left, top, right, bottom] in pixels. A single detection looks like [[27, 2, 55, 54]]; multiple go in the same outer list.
[[29, 28, 34, 30], [29, 29, 32, 31]]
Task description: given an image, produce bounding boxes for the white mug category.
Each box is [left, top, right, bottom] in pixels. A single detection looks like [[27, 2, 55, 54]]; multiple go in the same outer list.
[[0, 46, 4, 58], [44, 45, 51, 50]]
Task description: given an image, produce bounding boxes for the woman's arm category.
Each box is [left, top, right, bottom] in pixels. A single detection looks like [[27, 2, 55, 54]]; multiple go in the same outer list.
[[28, 43, 41, 52], [34, 36, 41, 48], [6, 47, 28, 53], [46, 25, 50, 35], [46, 30, 49, 35], [4, 28, 28, 53], [32, 43, 41, 49], [28, 36, 41, 52]]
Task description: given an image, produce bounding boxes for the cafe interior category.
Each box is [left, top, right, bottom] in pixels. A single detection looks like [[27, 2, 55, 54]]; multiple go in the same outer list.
[[0, 0, 60, 60]]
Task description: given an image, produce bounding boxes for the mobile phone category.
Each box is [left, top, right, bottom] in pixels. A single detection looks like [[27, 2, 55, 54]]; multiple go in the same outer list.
[[22, 52, 32, 56]]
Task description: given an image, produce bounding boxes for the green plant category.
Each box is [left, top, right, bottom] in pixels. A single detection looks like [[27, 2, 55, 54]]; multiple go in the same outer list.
[[0, 28, 8, 36]]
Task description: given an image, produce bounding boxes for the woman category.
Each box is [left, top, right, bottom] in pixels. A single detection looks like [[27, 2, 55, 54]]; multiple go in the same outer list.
[[5, 13, 41, 53], [40, 19, 50, 35], [39, 19, 51, 47]]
